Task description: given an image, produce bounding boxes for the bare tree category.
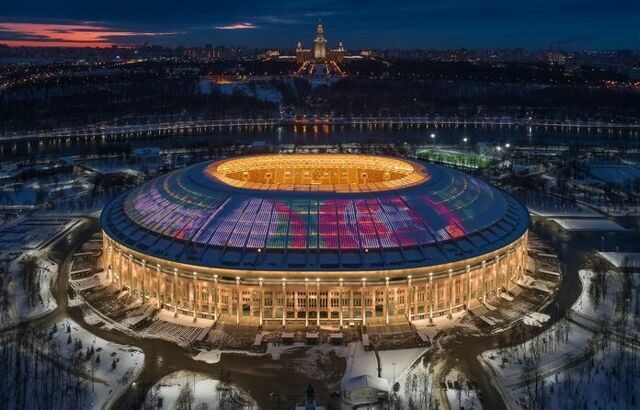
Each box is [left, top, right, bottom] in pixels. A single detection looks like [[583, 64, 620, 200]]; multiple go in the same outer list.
[[176, 382, 194, 410]]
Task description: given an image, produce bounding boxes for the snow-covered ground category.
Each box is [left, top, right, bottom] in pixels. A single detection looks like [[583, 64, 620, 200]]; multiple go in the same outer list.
[[480, 265, 640, 409], [571, 270, 619, 320], [481, 319, 594, 383], [81, 157, 162, 176], [571, 269, 639, 338], [444, 368, 482, 410], [144, 370, 256, 409], [511, 339, 640, 410], [522, 312, 550, 327], [342, 342, 428, 388], [410, 309, 474, 339], [598, 252, 640, 268], [395, 357, 437, 410], [551, 218, 627, 231], [342, 341, 430, 408], [0, 178, 91, 207], [529, 207, 600, 217], [510, 189, 601, 218], [193, 348, 264, 364], [53, 317, 144, 408], [0, 216, 89, 330], [0, 316, 144, 409], [1, 250, 58, 330]]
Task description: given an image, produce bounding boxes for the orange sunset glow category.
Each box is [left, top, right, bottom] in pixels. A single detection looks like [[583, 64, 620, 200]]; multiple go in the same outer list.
[[0, 22, 175, 47]]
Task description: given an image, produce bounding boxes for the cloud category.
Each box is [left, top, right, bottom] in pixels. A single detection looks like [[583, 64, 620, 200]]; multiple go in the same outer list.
[[0, 21, 177, 47], [213, 22, 258, 30]]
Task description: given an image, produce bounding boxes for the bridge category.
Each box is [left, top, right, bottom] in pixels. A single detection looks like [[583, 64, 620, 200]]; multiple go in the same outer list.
[[1, 116, 639, 144]]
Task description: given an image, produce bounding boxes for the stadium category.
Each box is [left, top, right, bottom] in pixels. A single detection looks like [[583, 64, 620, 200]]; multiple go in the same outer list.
[[101, 154, 529, 326]]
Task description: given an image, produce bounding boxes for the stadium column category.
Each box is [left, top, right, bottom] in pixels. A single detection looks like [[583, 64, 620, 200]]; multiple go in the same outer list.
[[113, 250, 118, 284], [393, 288, 398, 320], [516, 249, 520, 281], [466, 265, 471, 309], [448, 269, 454, 318], [481, 261, 487, 304], [207, 282, 212, 317], [495, 255, 500, 295], [249, 286, 254, 319], [413, 277, 419, 319], [113, 250, 119, 284], [193, 272, 198, 322], [173, 268, 178, 318], [282, 279, 287, 327], [521, 241, 526, 278], [107, 244, 112, 281], [127, 255, 133, 294], [498, 255, 507, 289], [423, 282, 428, 319], [508, 250, 514, 285], [429, 273, 434, 322], [304, 279, 309, 328], [384, 277, 389, 325], [120, 252, 125, 285], [316, 279, 320, 327], [503, 254, 509, 290], [213, 275, 218, 321], [518, 237, 524, 279], [339, 279, 344, 328], [235, 277, 240, 325], [156, 264, 162, 308], [349, 289, 354, 323], [361, 279, 366, 326], [140, 260, 146, 302], [406, 276, 412, 322], [114, 251, 119, 284], [259, 278, 264, 326]]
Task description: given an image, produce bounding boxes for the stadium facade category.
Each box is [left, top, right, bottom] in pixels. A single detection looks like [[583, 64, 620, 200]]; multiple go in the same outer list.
[[101, 154, 529, 326]]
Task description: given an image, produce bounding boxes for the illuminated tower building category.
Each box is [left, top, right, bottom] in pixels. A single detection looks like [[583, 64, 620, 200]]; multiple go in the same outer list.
[[294, 19, 346, 73], [313, 19, 328, 61]]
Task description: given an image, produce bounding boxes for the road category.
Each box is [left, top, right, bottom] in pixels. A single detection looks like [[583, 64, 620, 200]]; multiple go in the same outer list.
[[432, 218, 592, 410], [10, 216, 345, 409], [3, 116, 639, 143]]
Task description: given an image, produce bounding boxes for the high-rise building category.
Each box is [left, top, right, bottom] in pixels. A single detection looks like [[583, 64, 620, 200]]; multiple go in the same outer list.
[[296, 19, 345, 64], [313, 20, 328, 60]]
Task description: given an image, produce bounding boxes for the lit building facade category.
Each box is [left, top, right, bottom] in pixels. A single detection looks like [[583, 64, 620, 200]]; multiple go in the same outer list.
[[101, 154, 529, 326], [296, 19, 345, 64]]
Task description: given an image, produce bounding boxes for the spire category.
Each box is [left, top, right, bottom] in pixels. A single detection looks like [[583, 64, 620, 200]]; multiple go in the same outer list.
[[316, 17, 324, 38]]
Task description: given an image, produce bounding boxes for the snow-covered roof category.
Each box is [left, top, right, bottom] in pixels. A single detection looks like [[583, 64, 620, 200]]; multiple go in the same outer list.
[[343, 375, 389, 392], [101, 155, 529, 272]]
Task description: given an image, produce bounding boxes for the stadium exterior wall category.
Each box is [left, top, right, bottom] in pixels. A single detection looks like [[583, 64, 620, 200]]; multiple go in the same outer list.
[[102, 230, 527, 326]]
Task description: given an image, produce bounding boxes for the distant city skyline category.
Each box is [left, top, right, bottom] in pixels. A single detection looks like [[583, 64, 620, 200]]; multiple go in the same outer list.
[[0, 0, 639, 50]]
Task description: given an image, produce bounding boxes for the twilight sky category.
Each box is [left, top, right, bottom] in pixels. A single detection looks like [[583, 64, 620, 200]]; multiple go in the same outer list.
[[0, 0, 638, 49]]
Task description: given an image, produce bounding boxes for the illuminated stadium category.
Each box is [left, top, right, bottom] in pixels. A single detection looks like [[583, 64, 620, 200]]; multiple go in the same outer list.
[[101, 154, 529, 326]]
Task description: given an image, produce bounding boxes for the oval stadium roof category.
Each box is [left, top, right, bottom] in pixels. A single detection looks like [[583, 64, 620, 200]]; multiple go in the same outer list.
[[101, 155, 530, 271]]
